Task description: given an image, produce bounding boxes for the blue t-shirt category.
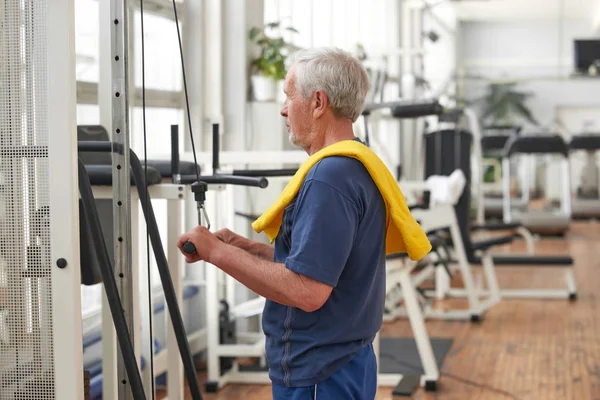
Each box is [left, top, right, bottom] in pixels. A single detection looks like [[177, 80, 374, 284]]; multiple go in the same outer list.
[[261, 148, 387, 388]]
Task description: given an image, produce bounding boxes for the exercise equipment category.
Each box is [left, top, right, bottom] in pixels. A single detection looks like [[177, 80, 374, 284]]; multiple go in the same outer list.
[[427, 129, 576, 301], [481, 133, 529, 219], [569, 134, 600, 219], [502, 134, 572, 236]]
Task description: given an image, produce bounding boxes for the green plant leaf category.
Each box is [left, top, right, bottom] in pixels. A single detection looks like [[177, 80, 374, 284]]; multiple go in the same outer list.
[[248, 26, 261, 41], [513, 101, 540, 126]]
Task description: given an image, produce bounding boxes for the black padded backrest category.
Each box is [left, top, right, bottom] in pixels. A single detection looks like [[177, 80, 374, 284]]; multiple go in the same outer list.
[[481, 135, 511, 152], [423, 129, 474, 251], [569, 134, 600, 151], [147, 160, 201, 177], [504, 134, 568, 158], [77, 125, 112, 165]]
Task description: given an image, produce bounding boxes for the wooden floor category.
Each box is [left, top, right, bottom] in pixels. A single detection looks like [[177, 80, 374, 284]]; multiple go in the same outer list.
[[158, 222, 600, 400]]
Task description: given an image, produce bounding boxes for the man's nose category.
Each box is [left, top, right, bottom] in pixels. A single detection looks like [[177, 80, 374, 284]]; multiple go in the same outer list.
[[280, 101, 288, 117]]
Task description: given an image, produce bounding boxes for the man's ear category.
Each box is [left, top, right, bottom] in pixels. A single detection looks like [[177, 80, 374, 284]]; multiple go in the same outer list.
[[312, 90, 328, 118]]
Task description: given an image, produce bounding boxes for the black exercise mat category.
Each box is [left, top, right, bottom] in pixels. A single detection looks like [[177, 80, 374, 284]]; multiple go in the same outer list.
[[379, 337, 453, 374]]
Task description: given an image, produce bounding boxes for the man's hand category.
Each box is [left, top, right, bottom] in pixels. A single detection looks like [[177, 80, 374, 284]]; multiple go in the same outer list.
[[214, 228, 248, 249], [177, 226, 225, 264]]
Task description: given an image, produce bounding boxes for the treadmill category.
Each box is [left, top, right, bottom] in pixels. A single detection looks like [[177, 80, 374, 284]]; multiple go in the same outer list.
[[481, 134, 529, 219], [568, 134, 600, 219], [502, 134, 572, 236]]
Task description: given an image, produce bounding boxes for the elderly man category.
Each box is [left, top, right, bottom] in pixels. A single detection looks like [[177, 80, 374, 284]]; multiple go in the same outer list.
[[178, 47, 427, 399]]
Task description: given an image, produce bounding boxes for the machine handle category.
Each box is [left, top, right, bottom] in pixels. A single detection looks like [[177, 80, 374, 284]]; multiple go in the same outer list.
[[183, 241, 196, 254]]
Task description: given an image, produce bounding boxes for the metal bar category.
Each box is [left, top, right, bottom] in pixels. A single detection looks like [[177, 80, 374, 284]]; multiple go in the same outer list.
[[110, 0, 135, 397], [167, 199, 184, 398], [179, 174, 268, 187], [128, 150, 204, 400], [231, 168, 298, 177], [78, 159, 147, 400]]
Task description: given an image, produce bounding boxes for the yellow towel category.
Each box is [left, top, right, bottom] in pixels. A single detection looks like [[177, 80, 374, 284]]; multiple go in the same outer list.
[[252, 139, 432, 261]]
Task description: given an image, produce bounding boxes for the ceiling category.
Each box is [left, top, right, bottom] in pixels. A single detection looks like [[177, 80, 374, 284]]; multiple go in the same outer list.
[[454, 0, 600, 21]]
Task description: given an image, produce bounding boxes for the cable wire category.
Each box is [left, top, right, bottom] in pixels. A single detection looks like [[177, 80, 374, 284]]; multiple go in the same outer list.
[[171, 0, 201, 183], [139, 1, 156, 398], [379, 352, 522, 400]]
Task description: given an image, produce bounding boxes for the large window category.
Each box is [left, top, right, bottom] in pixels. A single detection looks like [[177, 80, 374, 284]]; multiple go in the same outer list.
[[76, 104, 100, 125], [133, 10, 183, 92], [75, 0, 99, 83], [131, 107, 184, 157], [263, 0, 399, 53]]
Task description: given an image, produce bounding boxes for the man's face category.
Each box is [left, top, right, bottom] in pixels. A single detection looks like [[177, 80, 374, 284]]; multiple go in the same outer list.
[[280, 65, 313, 148]]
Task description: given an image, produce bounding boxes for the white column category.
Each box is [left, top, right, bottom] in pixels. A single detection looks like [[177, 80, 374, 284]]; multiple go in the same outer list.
[[47, 0, 85, 397]]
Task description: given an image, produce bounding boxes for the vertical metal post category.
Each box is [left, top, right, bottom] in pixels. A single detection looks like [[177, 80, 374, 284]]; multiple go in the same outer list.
[[110, 0, 135, 398], [100, 0, 119, 396], [167, 199, 184, 398]]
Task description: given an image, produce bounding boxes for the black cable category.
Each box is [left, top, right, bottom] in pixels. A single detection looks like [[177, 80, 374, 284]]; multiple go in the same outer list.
[[171, 0, 200, 184], [379, 352, 521, 400], [139, 1, 156, 398]]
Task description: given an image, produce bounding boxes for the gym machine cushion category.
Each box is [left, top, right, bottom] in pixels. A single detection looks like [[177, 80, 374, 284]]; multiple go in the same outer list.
[[144, 159, 200, 178], [469, 235, 515, 252]]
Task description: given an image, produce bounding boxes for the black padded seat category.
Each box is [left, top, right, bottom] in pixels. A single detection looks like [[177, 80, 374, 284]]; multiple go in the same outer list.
[[85, 164, 162, 186], [144, 160, 200, 177], [470, 235, 514, 252]]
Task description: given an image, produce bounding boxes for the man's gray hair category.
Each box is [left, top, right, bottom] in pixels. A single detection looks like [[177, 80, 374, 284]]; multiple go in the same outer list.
[[292, 47, 369, 122]]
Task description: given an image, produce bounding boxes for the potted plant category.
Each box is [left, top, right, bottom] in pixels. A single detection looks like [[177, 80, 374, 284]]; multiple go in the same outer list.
[[477, 81, 540, 128], [248, 21, 298, 102]]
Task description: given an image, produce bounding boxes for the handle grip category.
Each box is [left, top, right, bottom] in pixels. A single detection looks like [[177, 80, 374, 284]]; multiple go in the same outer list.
[[183, 241, 196, 254]]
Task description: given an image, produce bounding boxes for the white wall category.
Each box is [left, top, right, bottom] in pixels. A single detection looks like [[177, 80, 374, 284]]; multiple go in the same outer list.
[[458, 18, 600, 131], [423, 2, 458, 98], [458, 17, 600, 195], [459, 19, 596, 79]]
